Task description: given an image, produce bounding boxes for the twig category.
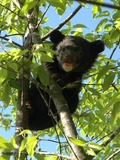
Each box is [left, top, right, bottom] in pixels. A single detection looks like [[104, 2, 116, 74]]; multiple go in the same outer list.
[[75, 0, 120, 10], [1, 150, 72, 159], [106, 149, 120, 160], [111, 83, 119, 92], [38, 138, 60, 144], [96, 130, 113, 144], [102, 127, 120, 147], [0, 36, 21, 48], [3, 34, 23, 37], [41, 4, 82, 41], [107, 39, 120, 65], [37, 4, 50, 27]]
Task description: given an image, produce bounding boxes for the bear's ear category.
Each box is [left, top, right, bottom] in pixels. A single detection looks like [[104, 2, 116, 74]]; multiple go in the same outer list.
[[50, 30, 65, 44], [90, 40, 105, 54]]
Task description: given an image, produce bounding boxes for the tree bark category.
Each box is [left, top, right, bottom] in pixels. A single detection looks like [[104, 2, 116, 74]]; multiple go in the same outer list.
[[49, 78, 86, 160], [15, 4, 41, 156]]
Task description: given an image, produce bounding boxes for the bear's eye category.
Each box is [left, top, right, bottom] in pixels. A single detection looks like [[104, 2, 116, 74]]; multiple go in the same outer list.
[[57, 45, 78, 52], [66, 45, 78, 51]]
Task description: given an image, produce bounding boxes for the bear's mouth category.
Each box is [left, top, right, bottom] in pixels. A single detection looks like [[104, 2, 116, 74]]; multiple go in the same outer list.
[[62, 62, 74, 72]]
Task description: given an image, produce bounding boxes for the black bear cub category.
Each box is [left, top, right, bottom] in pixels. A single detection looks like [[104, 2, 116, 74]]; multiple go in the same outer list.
[[28, 30, 104, 130]]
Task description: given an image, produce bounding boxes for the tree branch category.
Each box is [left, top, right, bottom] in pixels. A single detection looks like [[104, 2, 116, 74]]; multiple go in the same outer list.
[[37, 4, 50, 28], [111, 83, 119, 92], [0, 36, 22, 48], [107, 40, 120, 65], [15, 3, 40, 156], [102, 127, 120, 147], [106, 149, 120, 160], [75, 0, 120, 10], [41, 4, 82, 41], [49, 78, 88, 160]]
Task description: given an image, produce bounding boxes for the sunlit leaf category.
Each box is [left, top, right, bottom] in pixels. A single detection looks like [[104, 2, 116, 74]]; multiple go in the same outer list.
[[87, 142, 103, 150], [0, 136, 14, 151], [102, 72, 115, 91], [111, 101, 120, 124], [26, 136, 37, 157], [87, 148, 96, 156], [95, 18, 108, 32], [89, 88, 101, 97], [34, 153, 45, 159], [38, 65, 49, 87], [2, 82, 11, 106], [19, 130, 32, 135], [110, 29, 120, 42], [20, 0, 38, 16], [92, 5, 99, 18], [68, 137, 86, 147], [73, 24, 87, 28], [96, 10, 110, 18], [19, 136, 37, 157], [97, 65, 112, 82]]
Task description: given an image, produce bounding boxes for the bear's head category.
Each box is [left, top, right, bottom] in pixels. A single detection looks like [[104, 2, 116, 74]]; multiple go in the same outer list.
[[50, 30, 104, 73]]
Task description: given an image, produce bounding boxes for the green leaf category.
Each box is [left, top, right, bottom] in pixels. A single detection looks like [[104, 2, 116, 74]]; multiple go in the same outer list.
[[113, 11, 120, 20], [0, 156, 8, 160], [85, 33, 99, 41], [0, 68, 7, 84], [104, 24, 112, 32], [110, 29, 120, 42], [96, 99, 104, 110], [20, 0, 38, 16], [19, 139, 26, 154], [40, 52, 53, 62], [34, 153, 45, 160], [19, 136, 37, 157], [0, 137, 7, 145], [89, 88, 101, 97], [47, 0, 66, 15], [102, 72, 115, 91], [92, 5, 99, 18], [19, 130, 32, 135], [72, 28, 83, 36], [96, 10, 110, 18], [26, 137, 37, 157], [73, 24, 87, 28], [4, 114, 11, 117], [95, 18, 108, 32], [105, 92, 120, 110], [41, 17, 48, 24], [2, 119, 11, 129], [102, 34, 113, 48], [87, 142, 103, 150], [68, 137, 86, 147], [33, 47, 53, 62], [87, 148, 96, 156], [2, 82, 11, 106], [10, 137, 16, 148], [9, 78, 19, 89], [111, 101, 120, 124], [46, 156, 58, 160], [97, 65, 112, 82], [0, 136, 14, 151], [38, 65, 49, 87]]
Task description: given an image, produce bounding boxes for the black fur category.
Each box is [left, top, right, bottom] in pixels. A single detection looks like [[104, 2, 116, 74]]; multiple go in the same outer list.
[[28, 31, 104, 130]]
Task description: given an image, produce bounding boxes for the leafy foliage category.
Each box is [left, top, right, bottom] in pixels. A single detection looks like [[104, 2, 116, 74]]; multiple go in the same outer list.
[[0, 0, 120, 159]]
